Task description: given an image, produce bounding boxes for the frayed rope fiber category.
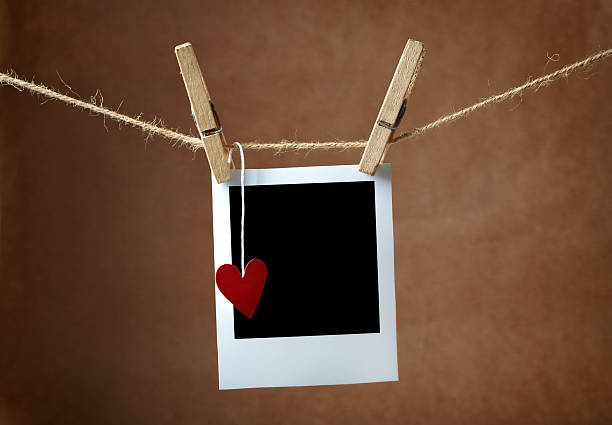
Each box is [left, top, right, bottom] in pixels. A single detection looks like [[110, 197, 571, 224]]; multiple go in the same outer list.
[[1, 48, 610, 151]]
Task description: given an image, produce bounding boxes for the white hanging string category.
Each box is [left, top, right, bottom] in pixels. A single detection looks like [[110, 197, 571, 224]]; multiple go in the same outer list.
[[228, 142, 246, 274]]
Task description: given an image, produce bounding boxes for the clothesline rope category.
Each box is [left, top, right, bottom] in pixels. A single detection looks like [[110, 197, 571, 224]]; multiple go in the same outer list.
[[1, 48, 610, 152]]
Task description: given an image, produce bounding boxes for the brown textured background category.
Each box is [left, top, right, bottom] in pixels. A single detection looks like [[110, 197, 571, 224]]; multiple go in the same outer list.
[[1, 1, 612, 424]]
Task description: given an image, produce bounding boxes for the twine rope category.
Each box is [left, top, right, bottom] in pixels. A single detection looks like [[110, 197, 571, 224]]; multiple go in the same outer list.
[[390, 48, 612, 144], [1, 48, 610, 151]]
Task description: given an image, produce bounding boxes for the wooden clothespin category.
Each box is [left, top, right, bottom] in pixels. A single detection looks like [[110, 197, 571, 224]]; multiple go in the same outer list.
[[359, 40, 425, 175], [175, 43, 231, 183]]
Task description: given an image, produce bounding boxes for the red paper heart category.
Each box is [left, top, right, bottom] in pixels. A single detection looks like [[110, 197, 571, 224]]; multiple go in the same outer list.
[[215, 258, 267, 319]]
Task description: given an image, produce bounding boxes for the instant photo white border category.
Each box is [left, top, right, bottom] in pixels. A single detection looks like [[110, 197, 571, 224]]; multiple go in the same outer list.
[[211, 164, 397, 389]]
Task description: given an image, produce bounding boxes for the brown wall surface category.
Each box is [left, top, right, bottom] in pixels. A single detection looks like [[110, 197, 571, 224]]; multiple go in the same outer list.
[[1, 1, 611, 424]]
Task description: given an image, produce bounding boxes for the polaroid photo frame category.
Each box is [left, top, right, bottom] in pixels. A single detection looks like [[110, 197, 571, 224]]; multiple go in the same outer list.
[[211, 164, 397, 389]]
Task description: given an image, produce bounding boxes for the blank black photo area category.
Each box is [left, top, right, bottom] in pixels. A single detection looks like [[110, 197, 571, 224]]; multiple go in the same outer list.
[[230, 181, 380, 339]]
